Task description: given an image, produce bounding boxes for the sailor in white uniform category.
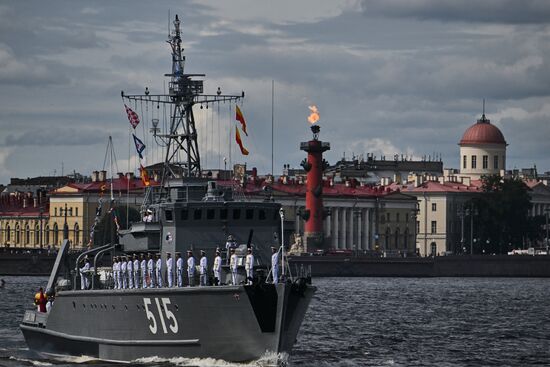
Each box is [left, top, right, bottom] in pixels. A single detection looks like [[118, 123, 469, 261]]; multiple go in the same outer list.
[[176, 252, 183, 287], [199, 250, 208, 286], [245, 248, 254, 285], [271, 247, 279, 284], [79, 257, 90, 290], [133, 254, 140, 289], [230, 249, 238, 285], [187, 250, 195, 287], [155, 254, 163, 288], [147, 253, 155, 288], [213, 249, 222, 286], [140, 254, 147, 289], [225, 235, 237, 265], [121, 257, 128, 289], [127, 256, 133, 289], [112, 257, 118, 289], [166, 252, 174, 288]]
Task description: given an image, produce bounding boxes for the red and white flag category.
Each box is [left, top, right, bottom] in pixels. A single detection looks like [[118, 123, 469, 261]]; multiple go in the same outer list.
[[124, 104, 140, 129]]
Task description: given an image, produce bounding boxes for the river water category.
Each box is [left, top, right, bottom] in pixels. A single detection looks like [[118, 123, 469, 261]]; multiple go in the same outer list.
[[1, 276, 549, 366]]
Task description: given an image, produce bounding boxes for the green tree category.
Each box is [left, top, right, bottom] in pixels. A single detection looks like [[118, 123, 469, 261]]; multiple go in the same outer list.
[[473, 175, 532, 253]]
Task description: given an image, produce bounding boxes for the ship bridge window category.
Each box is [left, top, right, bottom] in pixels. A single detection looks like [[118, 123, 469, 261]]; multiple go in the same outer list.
[[181, 209, 188, 220], [165, 210, 173, 221], [193, 209, 202, 220], [246, 209, 254, 220], [259, 210, 266, 220], [207, 209, 215, 220], [233, 209, 241, 220], [220, 209, 228, 220]]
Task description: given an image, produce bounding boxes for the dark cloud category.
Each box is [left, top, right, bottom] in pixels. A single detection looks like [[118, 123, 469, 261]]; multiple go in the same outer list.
[[361, 0, 550, 24]]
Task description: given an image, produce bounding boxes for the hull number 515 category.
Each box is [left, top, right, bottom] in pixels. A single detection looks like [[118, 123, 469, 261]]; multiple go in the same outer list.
[[143, 297, 179, 334]]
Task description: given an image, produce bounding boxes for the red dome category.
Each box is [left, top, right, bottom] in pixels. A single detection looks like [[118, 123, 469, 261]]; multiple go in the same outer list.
[[459, 116, 506, 145]]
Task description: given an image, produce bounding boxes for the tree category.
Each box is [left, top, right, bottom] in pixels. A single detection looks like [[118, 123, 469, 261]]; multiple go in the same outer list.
[[473, 175, 532, 253]]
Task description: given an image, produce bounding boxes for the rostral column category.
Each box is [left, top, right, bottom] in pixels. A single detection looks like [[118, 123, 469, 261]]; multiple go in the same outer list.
[[300, 108, 330, 251]]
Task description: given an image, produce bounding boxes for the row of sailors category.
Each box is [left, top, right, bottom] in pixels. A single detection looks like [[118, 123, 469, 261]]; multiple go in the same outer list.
[[107, 247, 280, 289]]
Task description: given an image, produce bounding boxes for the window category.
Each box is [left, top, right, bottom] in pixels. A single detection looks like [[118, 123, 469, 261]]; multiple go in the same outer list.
[[463, 155, 467, 169], [246, 209, 254, 220], [396, 213, 400, 222], [259, 210, 266, 220], [74, 223, 80, 245], [6, 225, 10, 242], [232, 209, 241, 220], [193, 209, 202, 220], [25, 224, 30, 245], [15, 224, 20, 244], [431, 221, 437, 234], [165, 210, 173, 221], [432, 203, 437, 211], [207, 209, 215, 220], [220, 209, 228, 220], [44, 225, 49, 244], [482, 155, 488, 169], [405, 213, 409, 222], [386, 213, 390, 222], [54, 207, 58, 217], [181, 209, 188, 220], [76, 208, 79, 217], [53, 223, 58, 245], [494, 155, 499, 169], [471, 155, 477, 169]]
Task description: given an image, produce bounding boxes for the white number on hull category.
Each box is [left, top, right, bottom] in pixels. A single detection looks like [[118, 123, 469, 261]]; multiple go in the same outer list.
[[143, 298, 157, 334], [143, 297, 179, 334]]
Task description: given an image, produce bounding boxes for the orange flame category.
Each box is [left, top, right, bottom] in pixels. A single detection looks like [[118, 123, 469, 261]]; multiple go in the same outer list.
[[307, 105, 320, 124]]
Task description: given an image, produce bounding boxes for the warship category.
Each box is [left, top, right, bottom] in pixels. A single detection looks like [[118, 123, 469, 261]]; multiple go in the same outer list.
[[20, 15, 315, 363]]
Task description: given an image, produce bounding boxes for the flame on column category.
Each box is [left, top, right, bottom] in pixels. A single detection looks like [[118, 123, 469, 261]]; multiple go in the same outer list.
[[307, 105, 320, 124]]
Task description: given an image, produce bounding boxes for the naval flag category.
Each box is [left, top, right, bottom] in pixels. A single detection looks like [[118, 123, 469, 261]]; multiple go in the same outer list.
[[132, 134, 146, 159], [235, 126, 249, 156], [124, 104, 140, 129], [235, 105, 248, 136]]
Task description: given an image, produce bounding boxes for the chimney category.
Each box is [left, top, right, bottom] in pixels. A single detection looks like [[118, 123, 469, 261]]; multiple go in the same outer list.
[[126, 172, 135, 180], [462, 176, 471, 186], [91, 171, 99, 182], [438, 176, 445, 184], [117, 172, 124, 179], [34, 197, 38, 208], [22, 196, 27, 208], [99, 170, 107, 182]]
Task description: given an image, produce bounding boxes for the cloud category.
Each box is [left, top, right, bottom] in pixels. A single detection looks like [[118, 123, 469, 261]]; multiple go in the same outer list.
[[361, 0, 550, 24], [3, 128, 114, 147]]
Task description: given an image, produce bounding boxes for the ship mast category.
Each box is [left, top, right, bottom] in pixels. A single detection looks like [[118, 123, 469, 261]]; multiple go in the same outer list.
[[121, 14, 243, 185]]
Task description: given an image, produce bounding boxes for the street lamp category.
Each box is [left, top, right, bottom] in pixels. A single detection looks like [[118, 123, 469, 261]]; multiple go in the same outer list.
[[457, 204, 466, 255], [39, 207, 44, 249], [279, 207, 285, 279], [60, 203, 73, 241]]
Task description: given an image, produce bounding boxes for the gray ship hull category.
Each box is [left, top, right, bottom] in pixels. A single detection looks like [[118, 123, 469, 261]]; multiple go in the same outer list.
[[20, 282, 314, 363]]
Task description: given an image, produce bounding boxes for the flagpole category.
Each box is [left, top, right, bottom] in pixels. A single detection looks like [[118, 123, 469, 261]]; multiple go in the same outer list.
[[127, 125, 131, 228], [271, 79, 274, 175]]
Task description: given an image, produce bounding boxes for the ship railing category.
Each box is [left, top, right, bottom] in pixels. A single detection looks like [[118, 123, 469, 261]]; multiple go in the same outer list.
[[73, 243, 115, 290]]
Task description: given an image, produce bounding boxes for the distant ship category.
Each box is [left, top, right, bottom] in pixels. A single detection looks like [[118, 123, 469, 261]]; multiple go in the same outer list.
[[20, 14, 315, 363]]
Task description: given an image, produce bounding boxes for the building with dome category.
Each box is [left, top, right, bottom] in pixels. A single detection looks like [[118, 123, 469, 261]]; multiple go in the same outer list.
[[459, 113, 507, 180]]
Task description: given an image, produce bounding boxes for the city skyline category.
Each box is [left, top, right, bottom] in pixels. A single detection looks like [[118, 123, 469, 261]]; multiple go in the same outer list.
[[0, 0, 549, 183]]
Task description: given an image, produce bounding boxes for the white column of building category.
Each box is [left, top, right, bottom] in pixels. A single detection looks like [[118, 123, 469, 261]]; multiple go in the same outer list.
[[341, 208, 347, 249], [333, 207, 339, 249], [357, 209, 362, 251], [364, 208, 370, 250], [324, 206, 331, 242]]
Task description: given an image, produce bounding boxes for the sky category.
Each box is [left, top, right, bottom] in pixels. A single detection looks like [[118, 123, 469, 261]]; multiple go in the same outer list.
[[1, 0, 549, 183]]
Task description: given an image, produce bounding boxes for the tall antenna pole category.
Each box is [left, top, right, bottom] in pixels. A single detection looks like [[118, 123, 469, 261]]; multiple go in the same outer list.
[[271, 79, 275, 176]]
